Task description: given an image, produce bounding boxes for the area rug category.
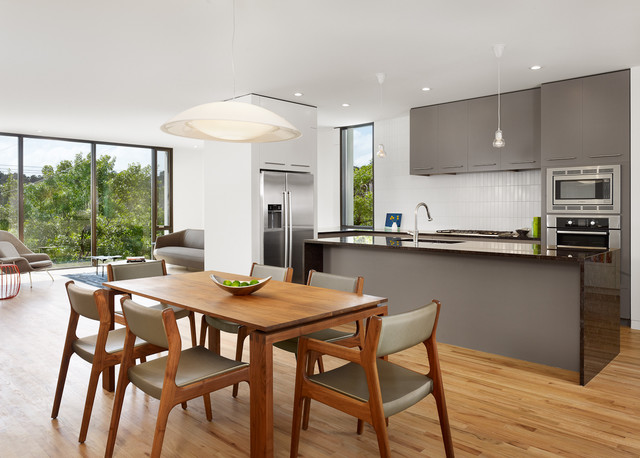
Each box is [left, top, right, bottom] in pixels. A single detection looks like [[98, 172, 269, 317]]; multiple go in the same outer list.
[[63, 273, 109, 289]]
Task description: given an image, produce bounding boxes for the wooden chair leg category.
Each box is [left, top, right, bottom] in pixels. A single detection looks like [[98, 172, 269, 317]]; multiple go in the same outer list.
[[301, 351, 317, 430], [199, 315, 208, 347], [51, 346, 73, 419], [232, 326, 249, 397], [105, 378, 131, 457], [371, 410, 391, 458], [203, 393, 213, 421], [187, 312, 197, 347], [357, 419, 364, 435], [209, 327, 221, 354], [78, 364, 103, 443], [150, 398, 174, 458], [433, 385, 454, 457], [290, 383, 306, 455]]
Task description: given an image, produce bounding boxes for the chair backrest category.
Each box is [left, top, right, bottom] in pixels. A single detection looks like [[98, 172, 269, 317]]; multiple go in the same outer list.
[[121, 297, 169, 349], [375, 301, 439, 357], [0, 230, 32, 255], [307, 270, 364, 294], [108, 259, 166, 281], [250, 263, 293, 282], [0, 241, 21, 258], [65, 281, 101, 321]]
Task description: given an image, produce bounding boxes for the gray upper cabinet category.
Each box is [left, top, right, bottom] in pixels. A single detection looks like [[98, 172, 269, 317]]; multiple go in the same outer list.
[[437, 101, 468, 172], [409, 105, 438, 174], [582, 70, 630, 164], [500, 88, 540, 170], [468, 96, 500, 172], [542, 70, 629, 167], [411, 88, 540, 175]]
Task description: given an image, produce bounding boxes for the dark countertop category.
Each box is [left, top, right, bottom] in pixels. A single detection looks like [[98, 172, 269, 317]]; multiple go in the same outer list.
[[306, 235, 615, 263], [317, 228, 540, 243]]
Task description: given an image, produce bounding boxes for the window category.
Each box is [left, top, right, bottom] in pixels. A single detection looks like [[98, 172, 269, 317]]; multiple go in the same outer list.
[[341, 123, 373, 228], [0, 132, 172, 267]]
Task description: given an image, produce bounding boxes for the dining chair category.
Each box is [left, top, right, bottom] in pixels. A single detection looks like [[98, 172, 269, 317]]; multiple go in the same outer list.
[[290, 300, 454, 458], [274, 269, 364, 428], [107, 259, 198, 346], [51, 281, 166, 443], [105, 297, 250, 458], [199, 262, 293, 397]]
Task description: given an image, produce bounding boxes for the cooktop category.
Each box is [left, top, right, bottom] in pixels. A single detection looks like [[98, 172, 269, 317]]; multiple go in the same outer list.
[[436, 229, 515, 238]]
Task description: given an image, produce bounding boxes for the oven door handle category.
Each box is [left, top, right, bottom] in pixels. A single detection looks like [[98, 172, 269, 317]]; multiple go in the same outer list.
[[556, 230, 608, 235], [556, 244, 608, 250]]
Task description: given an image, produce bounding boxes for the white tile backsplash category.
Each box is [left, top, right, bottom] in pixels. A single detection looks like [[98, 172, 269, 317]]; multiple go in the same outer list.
[[374, 115, 542, 232]]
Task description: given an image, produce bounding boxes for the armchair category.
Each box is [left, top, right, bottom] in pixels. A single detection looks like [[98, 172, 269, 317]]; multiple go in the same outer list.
[[0, 230, 53, 287]]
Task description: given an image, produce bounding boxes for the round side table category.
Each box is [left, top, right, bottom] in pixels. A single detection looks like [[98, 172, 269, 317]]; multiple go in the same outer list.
[[0, 264, 21, 299]]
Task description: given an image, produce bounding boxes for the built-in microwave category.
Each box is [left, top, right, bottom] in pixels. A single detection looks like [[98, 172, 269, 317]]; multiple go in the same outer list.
[[547, 164, 620, 214]]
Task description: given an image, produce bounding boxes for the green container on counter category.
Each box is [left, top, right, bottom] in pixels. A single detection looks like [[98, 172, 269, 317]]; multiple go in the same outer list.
[[532, 216, 541, 239]]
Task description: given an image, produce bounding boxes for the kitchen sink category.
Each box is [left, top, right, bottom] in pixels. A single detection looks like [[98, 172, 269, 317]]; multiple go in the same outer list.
[[399, 238, 463, 244]]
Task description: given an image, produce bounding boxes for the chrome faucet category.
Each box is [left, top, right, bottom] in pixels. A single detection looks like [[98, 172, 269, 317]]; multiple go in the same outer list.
[[412, 202, 433, 244]]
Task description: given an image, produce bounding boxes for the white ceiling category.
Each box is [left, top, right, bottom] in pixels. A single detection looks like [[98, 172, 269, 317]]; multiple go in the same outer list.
[[2, 0, 639, 150]]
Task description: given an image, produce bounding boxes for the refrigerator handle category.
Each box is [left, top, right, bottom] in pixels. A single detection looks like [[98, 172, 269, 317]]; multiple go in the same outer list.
[[287, 190, 293, 268], [283, 190, 289, 267]]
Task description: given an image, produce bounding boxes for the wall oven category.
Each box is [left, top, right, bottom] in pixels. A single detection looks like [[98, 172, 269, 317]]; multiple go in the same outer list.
[[547, 164, 620, 214], [547, 215, 620, 251]]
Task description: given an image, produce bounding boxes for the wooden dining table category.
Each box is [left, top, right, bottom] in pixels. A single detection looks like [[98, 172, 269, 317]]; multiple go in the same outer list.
[[103, 269, 388, 457]]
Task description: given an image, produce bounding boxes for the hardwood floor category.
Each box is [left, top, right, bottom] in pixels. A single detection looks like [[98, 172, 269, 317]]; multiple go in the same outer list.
[[1, 268, 639, 457]]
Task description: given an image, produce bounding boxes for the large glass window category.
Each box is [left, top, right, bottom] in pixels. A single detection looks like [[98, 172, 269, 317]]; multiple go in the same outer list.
[[23, 138, 92, 265], [0, 133, 172, 267], [0, 136, 19, 233], [96, 145, 153, 258], [341, 124, 373, 228]]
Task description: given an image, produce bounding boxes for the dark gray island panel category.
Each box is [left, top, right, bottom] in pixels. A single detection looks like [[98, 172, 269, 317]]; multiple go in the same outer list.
[[304, 236, 620, 385]]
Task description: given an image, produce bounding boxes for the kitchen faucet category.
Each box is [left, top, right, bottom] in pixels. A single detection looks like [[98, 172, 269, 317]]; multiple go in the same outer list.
[[412, 202, 433, 244]]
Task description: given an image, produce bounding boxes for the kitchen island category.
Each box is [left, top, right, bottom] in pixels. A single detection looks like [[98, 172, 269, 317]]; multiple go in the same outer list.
[[304, 235, 620, 385]]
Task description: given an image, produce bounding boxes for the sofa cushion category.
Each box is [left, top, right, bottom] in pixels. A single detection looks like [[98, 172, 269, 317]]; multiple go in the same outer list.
[[183, 229, 204, 250], [154, 246, 204, 271]]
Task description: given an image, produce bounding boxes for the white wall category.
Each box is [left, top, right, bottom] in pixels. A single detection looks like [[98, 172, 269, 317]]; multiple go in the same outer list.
[[631, 66, 640, 330], [373, 115, 541, 233], [172, 146, 205, 230], [317, 126, 341, 231]]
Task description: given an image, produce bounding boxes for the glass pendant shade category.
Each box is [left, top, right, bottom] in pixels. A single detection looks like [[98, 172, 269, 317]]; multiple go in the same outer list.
[[493, 129, 505, 148], [161, 101, 301, 143], [376, 143, 386, 158]]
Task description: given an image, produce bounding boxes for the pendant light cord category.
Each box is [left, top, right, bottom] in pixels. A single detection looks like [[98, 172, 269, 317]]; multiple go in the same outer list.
[[231, 0, 236, 100], [497, 57, 501, 130]]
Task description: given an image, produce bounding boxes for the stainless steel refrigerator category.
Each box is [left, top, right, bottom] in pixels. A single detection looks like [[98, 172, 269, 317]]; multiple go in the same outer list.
[[261, 171, 314, 283]]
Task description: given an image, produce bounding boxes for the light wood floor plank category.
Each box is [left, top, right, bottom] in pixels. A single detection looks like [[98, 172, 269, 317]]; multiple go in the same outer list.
[[1, 268, 639, 457]]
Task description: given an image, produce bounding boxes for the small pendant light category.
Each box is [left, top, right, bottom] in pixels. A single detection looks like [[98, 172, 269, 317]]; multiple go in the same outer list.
[[492, 44, 505, 149], [376, 72, 387, 158]]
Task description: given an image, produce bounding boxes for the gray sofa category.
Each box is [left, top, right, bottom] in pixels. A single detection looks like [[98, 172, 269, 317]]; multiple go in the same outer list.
[[153, 229, 204, 270]]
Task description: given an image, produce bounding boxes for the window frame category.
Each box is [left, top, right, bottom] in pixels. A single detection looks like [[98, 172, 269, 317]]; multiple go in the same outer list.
[[0, 131, 172, 261], [340, 122, 374, 230]]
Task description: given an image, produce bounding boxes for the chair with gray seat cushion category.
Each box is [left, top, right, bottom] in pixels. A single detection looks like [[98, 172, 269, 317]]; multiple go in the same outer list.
[[0, 230, 53, 287], [290, 300, 454, 458], [105, 297, 250, 458], [107, 259, 197, 346], [199, 262, 293, 397], [51, 282, 165, 444]]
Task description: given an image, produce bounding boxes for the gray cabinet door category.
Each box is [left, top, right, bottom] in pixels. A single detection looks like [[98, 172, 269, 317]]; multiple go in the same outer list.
[[501, 88, 541, 170], [541, 78, 582, 166], [467, 96, 500, 172], [409, 106, 438, 175], [582, 70, 630, 164], [437, 101, 468, 172]]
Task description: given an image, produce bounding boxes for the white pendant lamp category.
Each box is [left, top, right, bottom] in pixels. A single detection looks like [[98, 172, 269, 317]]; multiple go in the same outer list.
[[160, 0, 301, 143], [492, 43, 506, 149], [376, 72, 387, 158], [161, 101, 301, 143]]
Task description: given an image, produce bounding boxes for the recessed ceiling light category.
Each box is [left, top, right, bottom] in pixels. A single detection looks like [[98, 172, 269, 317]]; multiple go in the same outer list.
[[342, 103, 350, 107], [530, 65, 542, 70], [294, 92, 303, 97], [421, 87, 431, 92]]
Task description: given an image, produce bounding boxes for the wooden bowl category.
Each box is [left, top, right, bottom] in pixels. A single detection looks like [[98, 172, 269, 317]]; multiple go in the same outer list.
[[210, 274, 271, 296]]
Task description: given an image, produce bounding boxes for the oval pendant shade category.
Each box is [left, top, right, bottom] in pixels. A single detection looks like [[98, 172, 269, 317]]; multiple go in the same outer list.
[[161, 101, 302, 143]]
